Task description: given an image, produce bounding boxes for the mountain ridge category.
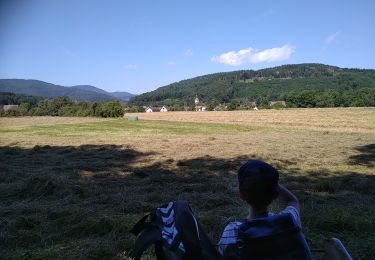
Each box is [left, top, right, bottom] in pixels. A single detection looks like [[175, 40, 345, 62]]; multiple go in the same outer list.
[[0, 79, 136, 103]]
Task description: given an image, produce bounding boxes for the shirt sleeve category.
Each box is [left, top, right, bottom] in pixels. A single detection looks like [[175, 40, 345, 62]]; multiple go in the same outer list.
[[279, 206, 301, 227], [217, 222, 241, 255]]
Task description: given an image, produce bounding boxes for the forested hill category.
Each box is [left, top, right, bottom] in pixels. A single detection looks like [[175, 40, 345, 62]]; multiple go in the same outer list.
[[0, 79, 135, 103], [129, 64, 375, 108]]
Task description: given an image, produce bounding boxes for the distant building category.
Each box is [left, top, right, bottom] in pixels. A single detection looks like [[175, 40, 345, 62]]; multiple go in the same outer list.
[[269, 101, 286, 107], [145, 106, 154, 112], [213, 104, 227, 111], [213, 101, 258, 111], [194, 95, 206, 111], [3, 105, 19, 111], [160, 106, 168, 112], [145, 106, 168, 112], [247, 101, 258, 110]]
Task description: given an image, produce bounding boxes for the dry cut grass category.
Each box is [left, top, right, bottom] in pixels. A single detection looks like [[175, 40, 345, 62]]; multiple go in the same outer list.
[[0, 116, 114, 128], [127, 108, 375, 134], [0, 108, 374, 259]]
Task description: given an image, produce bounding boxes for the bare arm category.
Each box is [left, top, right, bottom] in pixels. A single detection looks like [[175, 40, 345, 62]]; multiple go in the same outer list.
[[277, 184, 300, 211]]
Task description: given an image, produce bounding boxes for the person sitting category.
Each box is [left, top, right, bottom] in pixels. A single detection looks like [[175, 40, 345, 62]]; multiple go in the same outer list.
[[218, 160, 311, 259]]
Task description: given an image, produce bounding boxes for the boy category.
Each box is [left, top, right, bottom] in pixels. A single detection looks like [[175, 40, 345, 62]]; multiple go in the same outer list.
[[218, 160, 307, 258]]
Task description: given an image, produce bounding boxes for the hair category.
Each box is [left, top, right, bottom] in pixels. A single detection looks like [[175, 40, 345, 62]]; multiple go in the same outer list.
[[238, 160, 279, 209]]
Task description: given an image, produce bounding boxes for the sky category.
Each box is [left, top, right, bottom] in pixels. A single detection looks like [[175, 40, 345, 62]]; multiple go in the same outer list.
[[1, 0, 375, 94]]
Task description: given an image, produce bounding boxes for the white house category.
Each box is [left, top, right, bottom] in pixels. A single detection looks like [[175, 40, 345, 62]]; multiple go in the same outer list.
[[269, 101, 286, 107], [160, 106, 168, 112], [3, 105, 19, 111], [145, 106, 168, 112]]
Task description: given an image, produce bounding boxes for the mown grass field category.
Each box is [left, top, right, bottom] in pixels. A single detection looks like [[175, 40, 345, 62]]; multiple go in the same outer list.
[[1, 108, 374, 259]]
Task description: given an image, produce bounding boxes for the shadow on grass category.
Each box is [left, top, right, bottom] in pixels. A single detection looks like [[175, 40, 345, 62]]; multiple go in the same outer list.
[[349, 143, 375, 167], [0, 145, 374, 259]]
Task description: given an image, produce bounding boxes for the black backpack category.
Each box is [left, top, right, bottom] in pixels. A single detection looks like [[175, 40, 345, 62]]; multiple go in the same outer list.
[[129, 200, 222, 260], [223, 213, 312, 260]]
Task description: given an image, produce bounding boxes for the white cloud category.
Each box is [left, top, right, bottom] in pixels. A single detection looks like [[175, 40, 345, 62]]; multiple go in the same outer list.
[[211, 44, 295, 66], [168, 61, 176, 66], [124, 64, 137, 69], [184, 49, 193, 57], [325, 31, 341, 45]]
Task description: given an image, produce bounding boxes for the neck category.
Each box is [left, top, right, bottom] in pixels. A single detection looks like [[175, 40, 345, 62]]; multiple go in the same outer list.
[[247, 206, 268, 220]]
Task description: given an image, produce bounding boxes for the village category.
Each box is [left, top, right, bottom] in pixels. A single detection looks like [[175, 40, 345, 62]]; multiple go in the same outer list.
[[143, 96, 209, 113], [142, 95, 287, 112], [1, 96, 289, 117]]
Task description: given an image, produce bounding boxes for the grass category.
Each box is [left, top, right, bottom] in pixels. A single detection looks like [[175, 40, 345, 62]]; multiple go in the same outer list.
[[128, 108, 375, 134], [0, 108, 374, 259]]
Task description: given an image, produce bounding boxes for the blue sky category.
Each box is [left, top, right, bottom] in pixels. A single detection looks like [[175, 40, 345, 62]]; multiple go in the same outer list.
[[1, 0, 374, 94]]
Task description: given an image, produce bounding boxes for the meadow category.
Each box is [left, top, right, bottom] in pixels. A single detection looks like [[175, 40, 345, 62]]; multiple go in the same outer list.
[[0, 108, 374, 259]]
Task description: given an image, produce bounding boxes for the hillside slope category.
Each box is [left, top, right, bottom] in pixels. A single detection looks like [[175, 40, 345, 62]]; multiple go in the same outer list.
[[107, 91, 135, 103], [71, 85, 135, 103], [129, 63, 375, 107]]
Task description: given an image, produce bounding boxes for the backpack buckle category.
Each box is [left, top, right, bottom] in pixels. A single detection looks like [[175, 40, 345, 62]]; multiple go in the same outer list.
[[237, 238, 244, 249]]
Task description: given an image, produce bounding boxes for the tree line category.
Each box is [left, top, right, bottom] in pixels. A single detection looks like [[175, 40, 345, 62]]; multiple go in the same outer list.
[[126, 87, 375, 111], [0, 93, 124, 117], [0, 92, 43, 106], [281, 88, 375, 108]]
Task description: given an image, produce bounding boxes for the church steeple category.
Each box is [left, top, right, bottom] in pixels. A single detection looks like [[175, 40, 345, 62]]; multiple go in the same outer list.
[[195, 95, 199, 105]]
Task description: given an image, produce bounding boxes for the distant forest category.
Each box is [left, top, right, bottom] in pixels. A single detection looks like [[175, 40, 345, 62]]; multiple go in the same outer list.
[[0, 93, 124, 117], [129, 63, 375, 109], [2, 64, 375, 115]]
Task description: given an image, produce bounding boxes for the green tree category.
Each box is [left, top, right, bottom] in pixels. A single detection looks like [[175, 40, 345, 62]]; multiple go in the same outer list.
[[50, 96, 73, 116], [18, 102, 30, 115], [100, 100, 124, 117], [4, 107, 21, 116]]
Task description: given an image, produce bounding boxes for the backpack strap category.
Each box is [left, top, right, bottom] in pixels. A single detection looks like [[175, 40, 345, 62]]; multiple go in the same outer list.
[[129, 226, 163, 260], [130, 214, 151, 236], [129, 211, 168, 260], [174, 200, 204, 259]]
